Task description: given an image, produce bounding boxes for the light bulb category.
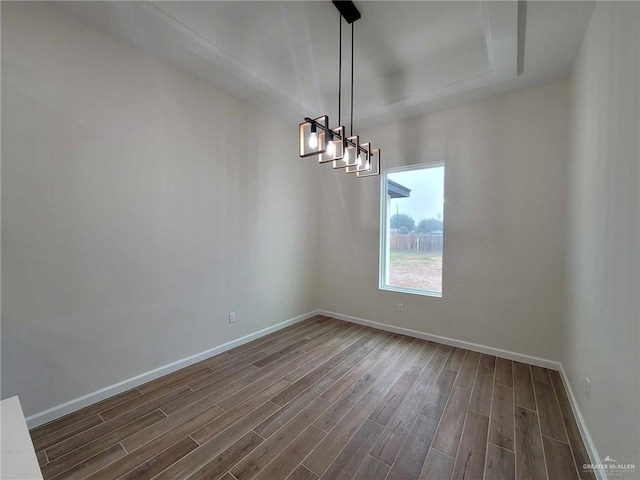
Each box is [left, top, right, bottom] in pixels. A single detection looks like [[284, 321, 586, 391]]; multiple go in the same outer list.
[[344, 148, 350, 164], [357, 153, 364, 167], [308, 131, 318, 148], [365, 159, 371, 170], [326, 139, 335, 156]]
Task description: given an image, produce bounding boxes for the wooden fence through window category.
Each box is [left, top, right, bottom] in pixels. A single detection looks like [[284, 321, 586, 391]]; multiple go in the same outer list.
[[390, 233, 443, 253]]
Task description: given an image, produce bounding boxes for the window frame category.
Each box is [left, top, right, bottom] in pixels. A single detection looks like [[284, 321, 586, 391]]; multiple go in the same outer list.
[[379, 162, 445, 298]]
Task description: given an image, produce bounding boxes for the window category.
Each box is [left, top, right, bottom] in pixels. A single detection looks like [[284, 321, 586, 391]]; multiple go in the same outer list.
[[380, 163, 445, 297]]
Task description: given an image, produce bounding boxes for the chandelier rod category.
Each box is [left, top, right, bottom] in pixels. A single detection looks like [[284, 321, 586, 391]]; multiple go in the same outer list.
[[350, 21, 354, 136], [338, 13, 342, 126]]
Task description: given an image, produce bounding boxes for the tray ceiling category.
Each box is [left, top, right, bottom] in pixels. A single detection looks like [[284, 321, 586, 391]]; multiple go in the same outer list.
[[54, 1, 593, 127]]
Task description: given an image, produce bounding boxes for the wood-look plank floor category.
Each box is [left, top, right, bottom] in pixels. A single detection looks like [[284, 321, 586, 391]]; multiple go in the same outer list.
[[30, 316, 596, 480]]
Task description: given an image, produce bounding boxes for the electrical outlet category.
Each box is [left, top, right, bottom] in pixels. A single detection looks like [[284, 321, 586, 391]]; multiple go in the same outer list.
[[229, 312, 236, 324], [397, 303, 403, 313], [585, 378, 591, 399]]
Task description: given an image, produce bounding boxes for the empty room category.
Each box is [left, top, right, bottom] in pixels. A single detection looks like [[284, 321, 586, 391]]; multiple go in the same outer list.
[[1, 1, 638, 479]]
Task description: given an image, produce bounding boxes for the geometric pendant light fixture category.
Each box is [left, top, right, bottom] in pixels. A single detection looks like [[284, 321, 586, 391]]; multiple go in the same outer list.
[[298, 0, 380, 177]]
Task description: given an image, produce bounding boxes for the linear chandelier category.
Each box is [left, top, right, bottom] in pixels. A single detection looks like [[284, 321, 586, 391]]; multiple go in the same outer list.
[[298, 0, 380, 178]]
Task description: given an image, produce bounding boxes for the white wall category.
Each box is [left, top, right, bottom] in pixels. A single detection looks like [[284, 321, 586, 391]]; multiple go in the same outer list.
[[1, 2, 318, 416], [565, 1, 640, 470], [318, 81, 569, 362]]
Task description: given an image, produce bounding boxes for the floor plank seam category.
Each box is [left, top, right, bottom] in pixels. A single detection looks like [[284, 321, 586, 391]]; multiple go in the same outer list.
[[301, 454, 325, 478], [489, 441, 514, 453], [482, 361, 497, 480], [461, 350, 483, 480], [449, 350, 476, 478], [312, 423, 330, 434], [370, 342, 436, 474], [385, 346, 455, 479], [467, 407, 486, 416], [515, 404, 538, 413], [43, 407, 166, 477], [512, 360, 516, 479], [245, 417, 321, 480], [541, 433, 570, 446], [47, 439, 121, 480], [188, 434, 200, 446], [368, 418, 387, 429], [495, 380, 512, 387], [209, 400, 276, 445], [549, 373, 583, 480], [531, 364, 552, 480], [431, 445, 455, 459], [372, 454, 393, 468], [302, 357, 396, 477], [511, 357, 517, 480]]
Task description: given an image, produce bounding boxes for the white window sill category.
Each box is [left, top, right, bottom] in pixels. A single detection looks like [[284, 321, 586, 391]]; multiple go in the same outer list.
[[380, 285, 443, 298]]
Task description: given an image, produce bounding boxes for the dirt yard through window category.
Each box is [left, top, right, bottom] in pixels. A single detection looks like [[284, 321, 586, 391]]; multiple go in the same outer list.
[[388, 250, 443, 293]]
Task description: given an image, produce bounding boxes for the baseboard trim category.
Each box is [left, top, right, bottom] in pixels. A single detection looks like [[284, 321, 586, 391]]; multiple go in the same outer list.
[[558, 364, 606, 480], [319, 309, 560, 369], [25, 309, 321, 429], [319, 309, 604, 478]]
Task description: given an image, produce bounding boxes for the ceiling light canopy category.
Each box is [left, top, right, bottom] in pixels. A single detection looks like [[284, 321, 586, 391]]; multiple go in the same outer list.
[[298, 1, 380, 178]]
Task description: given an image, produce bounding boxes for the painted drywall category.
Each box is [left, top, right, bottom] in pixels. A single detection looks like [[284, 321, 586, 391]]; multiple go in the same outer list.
[[1, 2, 317, 416], [565, 1, 640, 471], [317, 81, 569, 362]]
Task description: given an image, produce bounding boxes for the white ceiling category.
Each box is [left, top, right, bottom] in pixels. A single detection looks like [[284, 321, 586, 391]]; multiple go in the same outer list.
[[54, 1, 594, 128]]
